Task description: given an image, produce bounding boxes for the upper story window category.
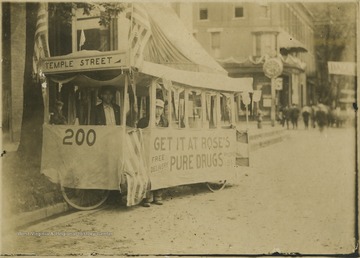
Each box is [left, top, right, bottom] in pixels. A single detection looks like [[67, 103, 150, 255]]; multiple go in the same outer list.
[[259, 4, 270, 18], [199, 8, 208, 20], [77, 28, 109, 52], [208, 28, 223, 58], [234, 6, 244, 18], [75, 9, 111, 52], [254, 34, 261, 57], [211, 32, 221, 49], [253, 32, 277, 57]]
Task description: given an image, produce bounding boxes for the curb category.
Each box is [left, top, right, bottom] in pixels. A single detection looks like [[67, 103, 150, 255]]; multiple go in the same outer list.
[[249, 129, 290, 151], [8, 202, 71, 230]]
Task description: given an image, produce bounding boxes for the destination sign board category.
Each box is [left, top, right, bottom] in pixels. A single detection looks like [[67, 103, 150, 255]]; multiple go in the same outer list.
[[40, 51, 128, 74]]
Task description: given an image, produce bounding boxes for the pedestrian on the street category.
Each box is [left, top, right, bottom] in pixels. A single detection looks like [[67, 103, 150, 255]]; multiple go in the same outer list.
[[290, 104, 300, 129], [316, 103, 328, 132], [333, 107, 342, 128], [302, 106, 311, 129], [311, 105, 318, 128], [277, 108, 284, 125], [281, 106, 290, 129], [137, 98, 169, 207]]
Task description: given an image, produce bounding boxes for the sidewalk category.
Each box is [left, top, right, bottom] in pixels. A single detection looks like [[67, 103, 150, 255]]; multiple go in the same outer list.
[[236, 121, 290, 151]]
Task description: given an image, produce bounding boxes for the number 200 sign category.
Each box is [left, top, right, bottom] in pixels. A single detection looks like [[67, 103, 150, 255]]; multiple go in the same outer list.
[[63, 128, 96, 146]]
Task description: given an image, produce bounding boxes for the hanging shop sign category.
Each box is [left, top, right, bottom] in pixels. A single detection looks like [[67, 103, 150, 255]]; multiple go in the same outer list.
[[263, 57, 283, 79], [252, 90, 262, 102], [328, 61, 356, 76], [241, 92, 251, 105], [274, 77, 283, 90]]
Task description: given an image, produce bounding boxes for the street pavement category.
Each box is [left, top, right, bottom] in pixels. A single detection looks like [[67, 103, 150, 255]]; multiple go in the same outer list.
[[2, 127, 356, 255]]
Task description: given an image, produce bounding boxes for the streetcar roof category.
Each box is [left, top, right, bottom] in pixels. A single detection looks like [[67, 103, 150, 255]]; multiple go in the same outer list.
[[141, 61, 253, 93]]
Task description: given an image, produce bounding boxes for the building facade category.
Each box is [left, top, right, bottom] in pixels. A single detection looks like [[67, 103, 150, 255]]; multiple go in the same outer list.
[[191, 2, 317, 120]]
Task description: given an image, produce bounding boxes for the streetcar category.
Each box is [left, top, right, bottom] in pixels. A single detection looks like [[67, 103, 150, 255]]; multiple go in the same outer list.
[[40, 50, 252, 210]]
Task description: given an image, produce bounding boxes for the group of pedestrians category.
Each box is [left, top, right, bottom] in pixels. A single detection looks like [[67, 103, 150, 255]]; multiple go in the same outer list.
[[278, 103, 348, 132], [279, 104, 301, 129]]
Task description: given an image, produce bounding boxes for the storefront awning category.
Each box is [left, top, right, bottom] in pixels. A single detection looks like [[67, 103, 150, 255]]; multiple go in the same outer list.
[[278, 32, 308, 53], [141, 61, 253, 92]]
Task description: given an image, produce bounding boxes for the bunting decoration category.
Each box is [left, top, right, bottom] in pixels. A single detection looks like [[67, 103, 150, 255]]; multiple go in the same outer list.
[[125, 3, 152, 67]]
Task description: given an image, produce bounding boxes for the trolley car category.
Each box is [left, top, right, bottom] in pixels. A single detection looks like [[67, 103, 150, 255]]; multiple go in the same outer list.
[[40, 50, 252, 210]]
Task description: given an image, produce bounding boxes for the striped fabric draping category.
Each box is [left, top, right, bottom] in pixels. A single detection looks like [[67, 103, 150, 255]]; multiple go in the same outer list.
[[123, 129, 151, 206]]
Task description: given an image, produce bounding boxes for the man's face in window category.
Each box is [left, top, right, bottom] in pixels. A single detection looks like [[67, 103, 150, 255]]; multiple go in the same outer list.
[[101, 90, 114, 105], [155, 106, 164, 119]]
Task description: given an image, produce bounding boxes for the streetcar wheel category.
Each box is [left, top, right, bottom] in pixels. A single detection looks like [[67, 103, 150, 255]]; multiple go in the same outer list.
[[206, 180, 227, 192], [61, 187, 110, 211]]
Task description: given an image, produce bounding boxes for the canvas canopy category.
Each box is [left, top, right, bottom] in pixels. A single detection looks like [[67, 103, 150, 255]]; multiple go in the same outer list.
[[141, 61, 253, 92], [140, 3, 227, 75]]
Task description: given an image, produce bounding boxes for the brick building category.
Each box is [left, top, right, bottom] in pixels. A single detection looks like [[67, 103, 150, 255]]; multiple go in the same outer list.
[[190, 2, 317, 120]]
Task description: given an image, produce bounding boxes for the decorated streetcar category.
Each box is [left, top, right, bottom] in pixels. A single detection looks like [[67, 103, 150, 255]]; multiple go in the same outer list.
[[38, 3, 253, 210]]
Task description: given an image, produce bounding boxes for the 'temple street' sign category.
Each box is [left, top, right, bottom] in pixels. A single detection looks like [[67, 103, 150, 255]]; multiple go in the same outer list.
[[40, 51, 128, 74]]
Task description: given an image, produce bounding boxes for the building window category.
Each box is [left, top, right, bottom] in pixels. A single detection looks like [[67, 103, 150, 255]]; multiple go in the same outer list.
[[211, 32, 221, 58], [255, 34, 261, 56], [234, 6, 244, 18], [77, 28, 110, 52], [199, 8, 208, 20], [211, 32, 220, 49], [259, 4, 270, 18], [74, 8, 114, 52]]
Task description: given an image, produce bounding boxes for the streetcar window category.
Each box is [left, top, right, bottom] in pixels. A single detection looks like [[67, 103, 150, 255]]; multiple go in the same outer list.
[[89, 87, 122, 126], [188, 90, 202, 129], [76, 87, 96, 125], [207, 93, 218, 129], [49, 82, 68, 125], [158, 87, 170, 128], [178, 90, 186, 128], [171, 87, 185, 128], [220, 93, 232, 126], [49, 82, 128, 126], [137, 96, 149, 128], [137, 87, 169, 129]]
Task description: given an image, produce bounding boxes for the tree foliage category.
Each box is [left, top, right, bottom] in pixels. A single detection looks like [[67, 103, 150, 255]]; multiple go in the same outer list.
[[308, 3, 356, 105], [48, 2, 126, 26]]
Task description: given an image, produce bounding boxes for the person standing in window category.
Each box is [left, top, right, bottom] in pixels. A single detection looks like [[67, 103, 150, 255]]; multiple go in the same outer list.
[[137, 99, 169, 128], [50, 100, 67, 125], [93, 86, 120, 126]]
